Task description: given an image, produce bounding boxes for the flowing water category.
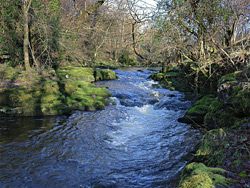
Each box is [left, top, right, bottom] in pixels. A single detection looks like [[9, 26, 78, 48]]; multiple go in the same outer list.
[[0, 68, 200, 188]]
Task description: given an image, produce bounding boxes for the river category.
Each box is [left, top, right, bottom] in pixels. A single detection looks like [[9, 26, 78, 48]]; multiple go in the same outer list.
[[0, 68, 200, 188]]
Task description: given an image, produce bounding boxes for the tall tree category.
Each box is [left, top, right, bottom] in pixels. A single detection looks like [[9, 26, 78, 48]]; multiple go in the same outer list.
[[23, 0, 32, 71], [22, 0, 107, 71]]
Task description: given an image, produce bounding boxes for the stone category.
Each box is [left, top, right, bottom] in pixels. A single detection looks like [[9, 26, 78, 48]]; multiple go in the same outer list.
[[178, 95, 217, 125]]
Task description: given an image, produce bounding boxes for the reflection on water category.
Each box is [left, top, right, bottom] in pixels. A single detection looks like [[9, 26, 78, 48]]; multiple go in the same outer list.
[[0, 69, 200, 188]]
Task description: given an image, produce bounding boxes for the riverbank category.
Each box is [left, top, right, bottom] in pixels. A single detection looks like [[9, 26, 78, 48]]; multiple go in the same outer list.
[[0, 65, 117, 116], [150, 65, 250, 187]]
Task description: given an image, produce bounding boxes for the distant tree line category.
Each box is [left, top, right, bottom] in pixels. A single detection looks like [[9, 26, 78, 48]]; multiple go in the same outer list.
[[0, 0, 249, 71]]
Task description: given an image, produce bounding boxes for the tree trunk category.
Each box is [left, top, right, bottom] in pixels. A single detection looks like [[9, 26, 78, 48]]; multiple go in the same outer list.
[[132, 22, 147, 61], [23, 0, 33, 71], [23, 4, 31, 71], [199, 37, 205, 60], [198, 26, 205, 60]]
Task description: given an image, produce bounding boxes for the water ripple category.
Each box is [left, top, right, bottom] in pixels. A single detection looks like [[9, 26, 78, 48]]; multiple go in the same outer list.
[[0, 69, 200, 188]]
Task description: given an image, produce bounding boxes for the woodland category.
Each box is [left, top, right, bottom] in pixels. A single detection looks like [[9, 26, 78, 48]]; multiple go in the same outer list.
[[0, 0, 250, 187]]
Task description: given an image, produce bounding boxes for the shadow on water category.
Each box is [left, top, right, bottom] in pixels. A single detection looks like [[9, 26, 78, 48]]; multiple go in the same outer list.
[[0, 116, 68, 144]]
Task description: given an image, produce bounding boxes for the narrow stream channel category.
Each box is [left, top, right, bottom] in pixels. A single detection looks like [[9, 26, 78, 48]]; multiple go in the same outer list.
[[0, 68, 200, 188]]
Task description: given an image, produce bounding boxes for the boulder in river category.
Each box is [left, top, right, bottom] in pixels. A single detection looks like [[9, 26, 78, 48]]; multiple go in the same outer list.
[[178, 95, 217, 126]]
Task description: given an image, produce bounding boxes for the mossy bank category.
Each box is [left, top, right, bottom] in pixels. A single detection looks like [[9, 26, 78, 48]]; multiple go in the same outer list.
[[180, 70, 250, 187], [150, 66, 250, 187], [0, 65, 117, 116]]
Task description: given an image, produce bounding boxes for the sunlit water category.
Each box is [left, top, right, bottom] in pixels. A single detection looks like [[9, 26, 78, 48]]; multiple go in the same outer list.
[[0, 68, 200, 188]]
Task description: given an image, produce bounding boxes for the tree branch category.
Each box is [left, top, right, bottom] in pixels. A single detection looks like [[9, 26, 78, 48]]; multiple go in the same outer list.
[[73, 0, 106, 19], [132, 22, 147, 60]]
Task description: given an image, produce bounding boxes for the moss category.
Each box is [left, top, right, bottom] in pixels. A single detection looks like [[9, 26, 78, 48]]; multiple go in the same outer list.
[[100, 69, 116, 80], [238, 171, 248, 178], [64, 80, 93, 94], [43, 80, 60, 94], [67, 94, 96, 111], [179, 174, 213, 188], [233, 118, 250, 129], [95, 70, 103, 81], [67, 91, 107, 111], [195, 129, 227, 165], [57, 66, 95, 82], [231, 85, 241, 94], [75, 87, 111, 98], [152, 84, 160, 88], [207, 100, 224, 111], [94, 101, 105, 110], [0, 65, 114, 116], [41, 94, 60, 104], [165, 71, 179, 77], [187, 105, 210, 116], [231, 87, 250, 116], [150, 71, 179, 81], [219, 71, 242, 84], [0, 64, 19, 80], [194, 95, 216, 106], [178, 163, 230, 188], [95, 69, 117, 81], [180, 96, 217, 124], [204, 100, 237, 129], [149, 73, 167, 81], [7, 90, 36, 107], [41, 94, 69, 115], [118, 54, 137, 66], [11, 105, 40, 116], [66, 97, 81, 110]]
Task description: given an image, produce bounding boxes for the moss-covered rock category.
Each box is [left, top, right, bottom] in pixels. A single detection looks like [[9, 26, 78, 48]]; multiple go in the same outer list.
[[230, 87, 250, 116], [179, 174, 213, 188], [66, 95, 106, 111], [194, 129, 227, 165], [152, 84, 160, 88], [149, 71, 179, 81], [204, 99, 238, 129], [0, 66, 114, 116], [65, 86, 111, 111], [178, 162, 230, 188], [64, 80, 93, 94], [149, 72, 177, 90], [74, 87, 111, 98], [217, 71, 250, 122], [178, 95, 217, 125], [95, 69, 117, 81], [149, 70, 194, 92], [233, 117, 250, 128], [57, 66, 95, 82], [219, 71, 243, 84], [189, 123, 250, 187], [41, 94, 66, 115]]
